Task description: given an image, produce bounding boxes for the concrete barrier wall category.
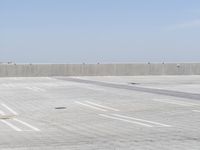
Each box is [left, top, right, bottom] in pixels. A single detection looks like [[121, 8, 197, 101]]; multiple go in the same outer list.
[[0, 63, 200, 77]]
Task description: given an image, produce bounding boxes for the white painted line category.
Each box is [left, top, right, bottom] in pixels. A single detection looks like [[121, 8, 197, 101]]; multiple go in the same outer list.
[[75, 101, 107, 112], [6, 84, 15, 88], [99, 114, 153, 127], [2, 84, 9, 88], [13, 118, 40, 132], [83, 86, 105, 92], [85, 101, 120, 111], [34, 87, 46, 92], [26, 86, 45, 91], [25, 87, 35, 90], [0, 110, 5, 115], [113, 114, 171, 127], [152, 99, 199, 106], [192, 110, 200, 113], [1, 120, 22, 131], [1, 104, 18, 115], [25, 86, 45, 92]]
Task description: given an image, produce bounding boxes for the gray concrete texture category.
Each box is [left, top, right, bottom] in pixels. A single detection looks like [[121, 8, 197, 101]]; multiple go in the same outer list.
[[1, 63, 200, 77], [0, 76, 200, 149]]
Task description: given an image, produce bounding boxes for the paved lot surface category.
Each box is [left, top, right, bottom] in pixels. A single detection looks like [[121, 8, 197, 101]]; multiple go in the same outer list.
[[0, 76, 200, 150]]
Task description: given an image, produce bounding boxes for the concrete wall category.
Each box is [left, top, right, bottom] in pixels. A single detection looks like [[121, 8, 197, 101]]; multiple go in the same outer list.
[[0, 63, 200, 77]]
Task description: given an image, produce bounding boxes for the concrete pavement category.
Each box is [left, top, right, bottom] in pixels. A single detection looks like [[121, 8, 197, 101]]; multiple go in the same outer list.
[[0, 76, 200, 149]]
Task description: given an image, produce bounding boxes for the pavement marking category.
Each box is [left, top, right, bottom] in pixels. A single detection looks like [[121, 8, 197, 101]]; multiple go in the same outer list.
[[99, 114, 153, 127], [34, 87, 46, 92], [1, 120, 22, 131], [13, 118, 40, 132], [75, 101, 107, 112], [0, 110, 5, 115], [0, 105, 40, 132], [0, 109, 16, 119], [152, 99, 199, 107], [25, 86, 46, 92], [10, 84, 15, 88], [25, 87, 35, 90], [8, 84, 15, 88], [192, 110, 200, 113], [78, 85, 105, 91], [85, 101, 120, 111], [0, 109, 21, 131], [113, 114, 171, 127], [2, 84, 14, 88], [1, 103, 18, 115]]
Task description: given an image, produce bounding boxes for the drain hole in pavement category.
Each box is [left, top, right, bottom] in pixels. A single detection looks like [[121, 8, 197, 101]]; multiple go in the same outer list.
[[130, 82, 138, 85], [55, 107, 66, 110]]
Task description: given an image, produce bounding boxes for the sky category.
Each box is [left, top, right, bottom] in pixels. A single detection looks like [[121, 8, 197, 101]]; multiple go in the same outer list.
[[0, 0, 200, 63]]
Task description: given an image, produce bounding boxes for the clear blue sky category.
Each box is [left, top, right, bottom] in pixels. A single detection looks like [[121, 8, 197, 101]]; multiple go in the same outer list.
[[1, 0, 200, 63]]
